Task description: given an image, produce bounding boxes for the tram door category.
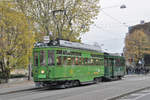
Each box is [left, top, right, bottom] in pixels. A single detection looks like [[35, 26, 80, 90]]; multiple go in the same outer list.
[[109, 58, 114, 77], [104, 58, 113, 78]]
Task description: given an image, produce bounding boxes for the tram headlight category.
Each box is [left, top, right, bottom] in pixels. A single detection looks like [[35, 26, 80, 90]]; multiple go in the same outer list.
[[41, 70, 45, 74]]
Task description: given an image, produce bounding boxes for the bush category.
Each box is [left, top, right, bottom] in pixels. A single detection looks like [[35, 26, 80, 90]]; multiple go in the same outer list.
[[10, 74, 27, 78], [0, 72, 9, 84], [0, 71, 9, 79]]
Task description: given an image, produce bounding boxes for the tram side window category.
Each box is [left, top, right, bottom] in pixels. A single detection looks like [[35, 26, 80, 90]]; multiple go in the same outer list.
[[96, 59, 103, 65], [72, 57, 75, 65], [100, 59, 104, 65], [82, 58, 84, 65], [34, 52, 38, 66], [67, 57, 75, 65], [84, 58, 88, 65], [116, 59, 123, 66], [115, 59, 117, 66], [121, 59, 125, 66], [56, 50, 62, 54], [107, 59, 112, 66], [90, 59, 94, 65], [84, 58, 93, 65], [87, 59, 90, 65], [57, 56, 61, 65], [123, 60, 125, 66], [96, 59, 100, 65], [40, 51, 46, 66], [63, 56, 67, 65], [116, 59, 120, 66], [75, 57, 79, 65], [78, 58, 82, 65], [119, 59, 122, 66], [93, 59, 96, 65], [67, 57, 72, 65], [104, 59, 108, 66], [110, 59, 113, 66], [84, 58, 91, 65], [48, 50, 55, 66]]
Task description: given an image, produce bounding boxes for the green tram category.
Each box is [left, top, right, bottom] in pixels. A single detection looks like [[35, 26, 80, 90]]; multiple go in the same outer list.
[[32, 40, 125, 87]]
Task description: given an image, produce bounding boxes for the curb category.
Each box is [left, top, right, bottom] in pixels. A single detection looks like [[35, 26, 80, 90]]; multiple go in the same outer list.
[[0, 87, 37, 96]]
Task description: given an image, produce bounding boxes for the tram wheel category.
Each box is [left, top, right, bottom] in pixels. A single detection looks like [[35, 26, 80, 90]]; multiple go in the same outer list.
[[73, 80, 80, 87], [94, 78, 102, 84]]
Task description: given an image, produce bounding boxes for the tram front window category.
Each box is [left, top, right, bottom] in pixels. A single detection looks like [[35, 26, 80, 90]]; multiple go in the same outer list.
[[34, 52, 38, 66], [40, 51, 46, 66], [48, 50, 55, 66]]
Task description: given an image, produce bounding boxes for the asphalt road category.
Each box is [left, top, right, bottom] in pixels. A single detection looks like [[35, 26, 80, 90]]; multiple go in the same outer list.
[[136, 94, 150, 100], [118, 87, 150, 100], [1, 75, 150, 100]]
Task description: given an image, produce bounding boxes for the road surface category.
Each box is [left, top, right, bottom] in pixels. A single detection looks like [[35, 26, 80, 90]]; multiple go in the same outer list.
[[1, 75, 150, 100]]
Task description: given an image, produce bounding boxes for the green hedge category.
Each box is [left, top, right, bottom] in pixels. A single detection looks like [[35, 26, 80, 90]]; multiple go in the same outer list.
[[0, 72, 9, 79], [0, 72, 9, 83], [0, 71, 27, 83], [10, 74, 27, 78]]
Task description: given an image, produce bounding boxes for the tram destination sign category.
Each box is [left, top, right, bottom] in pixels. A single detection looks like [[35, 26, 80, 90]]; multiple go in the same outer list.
[[59, 40, 102, 52], [43, 36, 50, 43]]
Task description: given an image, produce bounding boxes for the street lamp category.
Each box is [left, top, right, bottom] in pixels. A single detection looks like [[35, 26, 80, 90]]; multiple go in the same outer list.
[[100, 4, 128, 27], [120, 4, 126, 9], [101, 4, 127, 10]]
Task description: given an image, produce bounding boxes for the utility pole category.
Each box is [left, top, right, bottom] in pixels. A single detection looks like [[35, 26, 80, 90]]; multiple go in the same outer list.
[[28, 57, 32, 80]]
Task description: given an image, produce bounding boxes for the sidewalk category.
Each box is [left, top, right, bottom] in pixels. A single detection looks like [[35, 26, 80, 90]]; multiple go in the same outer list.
[[124, 73, 150, 77], [0, 78, 35, 94]]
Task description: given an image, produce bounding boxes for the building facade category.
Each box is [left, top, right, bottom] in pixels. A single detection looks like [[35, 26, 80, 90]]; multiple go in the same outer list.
[[124, 22, 150, 69]]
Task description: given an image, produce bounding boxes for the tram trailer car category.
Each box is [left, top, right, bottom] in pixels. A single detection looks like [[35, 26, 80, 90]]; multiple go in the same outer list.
[[32, 40, 125, 88], [104, 53, 125, 80]]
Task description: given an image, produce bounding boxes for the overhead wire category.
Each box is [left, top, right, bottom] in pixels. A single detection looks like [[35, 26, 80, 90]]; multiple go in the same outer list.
[[86, 0, 128, 47], [101, 10, 129, 28], [92, 24, 114, 34], [96, 0, 129, 29], [100, 5, 121, 10], [90, 0, 128, 52]]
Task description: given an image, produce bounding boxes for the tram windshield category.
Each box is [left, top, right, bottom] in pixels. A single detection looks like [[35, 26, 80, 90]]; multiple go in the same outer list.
[[48, 50, 55, 66], [33, 52, 38, 66], [33, 50, 55, 67]]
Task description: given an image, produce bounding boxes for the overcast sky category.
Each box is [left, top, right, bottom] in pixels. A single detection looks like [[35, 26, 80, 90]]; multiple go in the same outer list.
[[81, 0, 150, 53]]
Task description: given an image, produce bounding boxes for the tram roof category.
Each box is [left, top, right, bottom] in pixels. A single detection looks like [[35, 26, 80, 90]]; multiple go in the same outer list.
[[34, 40, 103, 53]]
